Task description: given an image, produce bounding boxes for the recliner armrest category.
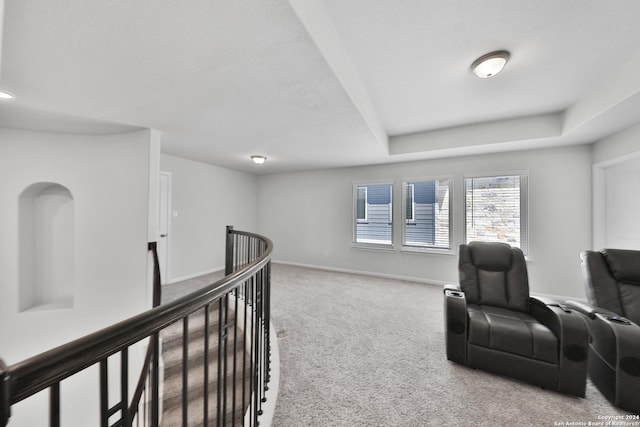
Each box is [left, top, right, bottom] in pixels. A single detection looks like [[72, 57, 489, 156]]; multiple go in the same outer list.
[[443, 283, 461, 293], [589, 312, 640, 412], [530, 295, 560, 306], [564, 300, 597, 319], [529, 296, 589, 397], [444, 284, 467, 364], [529, 297, 585, 339]]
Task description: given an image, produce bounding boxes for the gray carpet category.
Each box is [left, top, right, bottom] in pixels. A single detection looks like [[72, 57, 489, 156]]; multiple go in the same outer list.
[[269, 263, 630, 427]]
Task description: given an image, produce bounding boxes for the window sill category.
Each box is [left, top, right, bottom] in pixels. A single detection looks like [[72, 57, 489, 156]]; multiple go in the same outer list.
[[351, 242, 395, 252], [401, 246, 455, 256]]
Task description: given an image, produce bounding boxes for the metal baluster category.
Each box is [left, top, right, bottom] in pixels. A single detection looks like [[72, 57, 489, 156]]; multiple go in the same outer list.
[[256, 271, 264, 416], [100, 359, 109, 427], [182, 316, 189, 427], [151, 332, 160, 427], [121, 349, 130, 427], [0, 228, 272, 427], [262, 268, 267, 408], [222, 294, 229, 426], [50, 382, 60, 427], [250, 277, 257, 426], [265, 262, 272, 389], [242, 278, 249, 426], [203, 305, 210, 427], [225, 226, 234, 276], [120, 347, 131, 427], [140, 384, 145, 427], [216, 299, 223, 427], [232, 288, 238, 425]]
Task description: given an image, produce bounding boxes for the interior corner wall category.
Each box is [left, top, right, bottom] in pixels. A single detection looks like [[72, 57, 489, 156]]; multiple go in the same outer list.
[[160, 154, 258, 282], [592, 122, 640, 165], [0, 127, 152, 363], [258, 144, 593, 300]]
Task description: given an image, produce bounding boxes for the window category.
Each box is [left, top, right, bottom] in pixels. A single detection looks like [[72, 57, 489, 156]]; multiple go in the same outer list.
[[464, 174, 528, 254], [353, 183, 393, 247], [403, 178, 452, 250]]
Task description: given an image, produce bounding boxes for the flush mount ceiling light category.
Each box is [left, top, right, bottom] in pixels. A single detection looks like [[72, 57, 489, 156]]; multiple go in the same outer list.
[[0, 90, 15, 100], [250, 155, 267, 165], [471, 50, 510, 78]]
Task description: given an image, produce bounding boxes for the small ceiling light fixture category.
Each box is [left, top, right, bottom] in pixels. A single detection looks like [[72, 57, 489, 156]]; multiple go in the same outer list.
[[0, 90, 15, 100], [250, 155, 267, 165], [471, 50, 510, 78]]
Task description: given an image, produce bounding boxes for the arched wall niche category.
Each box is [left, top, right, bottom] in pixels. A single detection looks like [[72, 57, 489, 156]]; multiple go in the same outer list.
[[19, 182, 74, 312]]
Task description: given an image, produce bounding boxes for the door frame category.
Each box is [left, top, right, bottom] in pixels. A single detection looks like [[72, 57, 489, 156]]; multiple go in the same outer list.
[[158, 171, 172, 284], [592, 150, 640, 250]]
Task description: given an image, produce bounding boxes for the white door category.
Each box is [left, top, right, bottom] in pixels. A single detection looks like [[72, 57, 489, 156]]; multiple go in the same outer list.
[[604, 157, 640, 249], [158, 172, 171, 284]]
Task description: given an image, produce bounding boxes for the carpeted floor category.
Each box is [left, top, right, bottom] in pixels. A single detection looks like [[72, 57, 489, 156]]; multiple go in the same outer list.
[[269, 263, 631, 427]]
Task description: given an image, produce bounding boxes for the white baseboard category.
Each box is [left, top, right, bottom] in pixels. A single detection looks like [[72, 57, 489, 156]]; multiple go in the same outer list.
[[272, 260, 586, 302], [272, 260, 444, 286], [165, 266, 224, 285]]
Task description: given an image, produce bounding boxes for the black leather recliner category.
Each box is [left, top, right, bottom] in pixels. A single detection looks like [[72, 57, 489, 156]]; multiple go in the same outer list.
[[566, 249, 640, 413], [444, 242, 589, 397]]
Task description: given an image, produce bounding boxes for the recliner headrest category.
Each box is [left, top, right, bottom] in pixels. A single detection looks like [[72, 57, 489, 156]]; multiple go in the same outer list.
[[468, 241, 513, 271], [602, 249, 640, 285]]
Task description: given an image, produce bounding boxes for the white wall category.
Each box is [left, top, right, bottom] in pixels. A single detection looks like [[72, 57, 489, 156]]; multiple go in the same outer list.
[[160, 154, 258, 282], [592, 122, 640, 165], [0, 127, 156, 426], [258, 144, 593, 299]]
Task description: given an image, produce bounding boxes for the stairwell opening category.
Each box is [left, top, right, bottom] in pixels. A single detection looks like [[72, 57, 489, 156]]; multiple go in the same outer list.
[[18, 182, 74, 312]]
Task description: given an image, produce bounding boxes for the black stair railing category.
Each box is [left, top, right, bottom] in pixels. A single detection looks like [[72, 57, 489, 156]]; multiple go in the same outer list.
[[0, 226, 273, 427]]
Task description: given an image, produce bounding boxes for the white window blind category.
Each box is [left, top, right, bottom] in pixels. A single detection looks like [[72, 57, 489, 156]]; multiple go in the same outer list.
[[465, 174, 528, 254]]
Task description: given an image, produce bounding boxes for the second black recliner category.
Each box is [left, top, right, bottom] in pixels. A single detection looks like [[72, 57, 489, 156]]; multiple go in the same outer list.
[[566, 249, 640, 413]]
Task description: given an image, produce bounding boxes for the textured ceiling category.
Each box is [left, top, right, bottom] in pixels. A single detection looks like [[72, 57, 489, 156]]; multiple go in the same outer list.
[[1, 0, 639, 174]]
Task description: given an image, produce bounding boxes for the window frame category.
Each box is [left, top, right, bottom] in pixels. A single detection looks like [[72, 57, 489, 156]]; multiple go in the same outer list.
[[356, 186, 368, 222], [463, 172, 529, 255], [401, 176, 453, 253], [352, 181, 394, 250]]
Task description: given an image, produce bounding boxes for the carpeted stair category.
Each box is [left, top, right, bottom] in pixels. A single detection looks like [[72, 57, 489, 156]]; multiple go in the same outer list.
[[160, 306, 252, 427]]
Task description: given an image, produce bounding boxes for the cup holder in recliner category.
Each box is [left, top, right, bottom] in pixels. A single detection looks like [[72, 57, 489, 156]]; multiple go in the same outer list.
[[563, 344, 587, 363], [446, 290, 463, 298], [607, 315, 632, 325], [448, 319, 465, 335], [620, 357, 640, 377]]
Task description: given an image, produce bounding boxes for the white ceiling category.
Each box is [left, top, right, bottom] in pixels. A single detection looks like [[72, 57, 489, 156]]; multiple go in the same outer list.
[[1, 0, 640, 174]]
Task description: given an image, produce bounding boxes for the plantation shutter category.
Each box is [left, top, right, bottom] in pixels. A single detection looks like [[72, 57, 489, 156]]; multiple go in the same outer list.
[[354, 183, 393, 246], [403, 179, 451, 249], [465, 174, 528, 254]]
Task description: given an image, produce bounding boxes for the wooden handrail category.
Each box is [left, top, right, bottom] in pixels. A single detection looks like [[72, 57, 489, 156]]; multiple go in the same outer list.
[[1, 229, 273, 426]]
